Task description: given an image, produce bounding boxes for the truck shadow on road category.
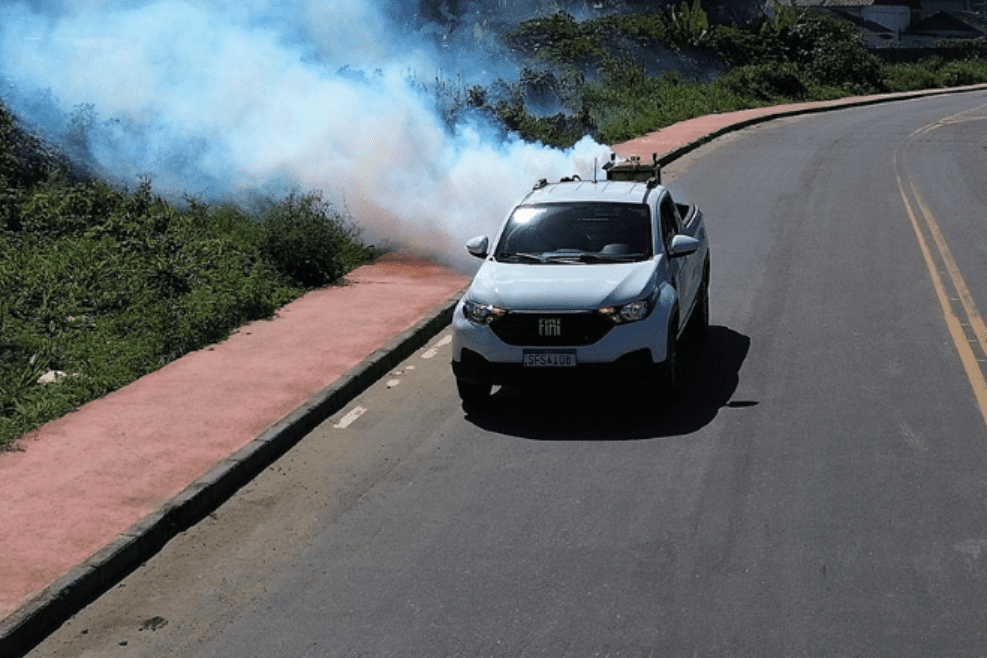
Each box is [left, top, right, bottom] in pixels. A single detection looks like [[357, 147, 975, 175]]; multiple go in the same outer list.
[[464, 325, 754, 440]]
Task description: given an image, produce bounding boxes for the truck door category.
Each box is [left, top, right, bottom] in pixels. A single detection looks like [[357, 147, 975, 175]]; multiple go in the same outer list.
[[659, 194, 697, 329]]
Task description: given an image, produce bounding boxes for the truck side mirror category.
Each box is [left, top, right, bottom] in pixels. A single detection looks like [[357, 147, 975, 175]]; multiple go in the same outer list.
[[465, 235, 489, 259], [669, 234, 700, 258]]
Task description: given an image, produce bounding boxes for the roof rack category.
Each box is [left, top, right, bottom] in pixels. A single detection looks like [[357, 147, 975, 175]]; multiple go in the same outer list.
[[603, 153, 661, 185]]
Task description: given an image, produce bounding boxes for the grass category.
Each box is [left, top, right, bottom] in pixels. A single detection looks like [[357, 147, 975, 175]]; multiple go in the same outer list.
[[0, 146, 376, 449]]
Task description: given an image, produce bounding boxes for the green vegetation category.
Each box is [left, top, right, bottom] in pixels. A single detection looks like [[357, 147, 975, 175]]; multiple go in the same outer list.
[[0, 105, 375, 449], [882, 55, 987, 91], [480, 3, 987, 147]]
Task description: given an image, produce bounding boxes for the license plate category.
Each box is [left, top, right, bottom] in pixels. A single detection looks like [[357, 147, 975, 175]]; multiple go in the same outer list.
[[523, 350, 577, 367]]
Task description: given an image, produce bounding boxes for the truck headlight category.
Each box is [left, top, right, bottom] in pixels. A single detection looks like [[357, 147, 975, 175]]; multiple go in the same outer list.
[[463, 299, 506, 325], [598, 300, 650, 324]]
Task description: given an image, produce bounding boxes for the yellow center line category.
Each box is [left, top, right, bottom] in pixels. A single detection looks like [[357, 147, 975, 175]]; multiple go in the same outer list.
[[910, 103, 987, 137], [907, 178, 987, 358], [893, 105, 987, 430]]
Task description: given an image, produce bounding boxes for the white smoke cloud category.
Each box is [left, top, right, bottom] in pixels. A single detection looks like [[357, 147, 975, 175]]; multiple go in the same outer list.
[[0, 0, 612, 271]]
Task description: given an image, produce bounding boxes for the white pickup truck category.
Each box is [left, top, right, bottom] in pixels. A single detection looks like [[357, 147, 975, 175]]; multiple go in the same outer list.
[[451, 154, 710, 405]]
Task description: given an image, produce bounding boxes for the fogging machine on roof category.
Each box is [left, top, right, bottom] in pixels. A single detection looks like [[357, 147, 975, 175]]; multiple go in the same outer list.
[[602, 153, 661, 184]]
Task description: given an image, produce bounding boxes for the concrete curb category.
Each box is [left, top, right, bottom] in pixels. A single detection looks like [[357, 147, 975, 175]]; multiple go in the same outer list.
[[4, 81, 987, 658], [0, 288, 465, 658]]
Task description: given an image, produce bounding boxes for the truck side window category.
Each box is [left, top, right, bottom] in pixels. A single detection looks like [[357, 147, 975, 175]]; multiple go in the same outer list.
[[659, 195, 681, 253]]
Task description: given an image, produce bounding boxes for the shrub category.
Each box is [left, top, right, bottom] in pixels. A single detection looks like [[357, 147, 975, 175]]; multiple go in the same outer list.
[[939, 58, 987, 87], [0, 145, 375, 449], [19, 179, 120, 237], [796, 15, 882, 91], [709, 8, 881, 92], [715, 63, 809, 102], [881, 56, 987, 91], [257, 191, 372, 289], [882, 60, 943, 91], [707, 23, 779, 67], [503, 11, 606, 67]]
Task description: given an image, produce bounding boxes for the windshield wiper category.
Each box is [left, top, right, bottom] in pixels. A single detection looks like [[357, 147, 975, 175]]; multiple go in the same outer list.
[[543, 252, 645, 263], [498, 252, 545, 263], [542, 253, 589, 263]]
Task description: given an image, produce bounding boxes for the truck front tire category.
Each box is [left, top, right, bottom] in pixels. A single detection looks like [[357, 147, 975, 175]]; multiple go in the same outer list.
[[686, 279, 709, 342], [665, 329, 682, 400]]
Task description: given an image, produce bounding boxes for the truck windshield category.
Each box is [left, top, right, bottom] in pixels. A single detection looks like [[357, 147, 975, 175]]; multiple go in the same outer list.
[[495, 202, 653, 263]]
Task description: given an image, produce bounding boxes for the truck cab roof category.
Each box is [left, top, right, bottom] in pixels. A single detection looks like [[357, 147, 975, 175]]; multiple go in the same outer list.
[[521, 153, 668, 206], [520, 179, 670, 206]]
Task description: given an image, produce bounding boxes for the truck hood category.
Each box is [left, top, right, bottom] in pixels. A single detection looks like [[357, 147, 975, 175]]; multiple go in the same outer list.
[[467, 259, 659, 311]]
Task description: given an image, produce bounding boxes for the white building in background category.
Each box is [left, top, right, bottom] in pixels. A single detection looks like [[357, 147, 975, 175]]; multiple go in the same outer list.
[[766, 0, 987, 49], [864, 1, 912, 36]]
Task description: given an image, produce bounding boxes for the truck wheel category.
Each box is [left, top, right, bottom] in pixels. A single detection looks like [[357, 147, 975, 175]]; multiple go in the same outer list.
[[686, 279, 709, 342], [662, 322, 682, 401], [457, 378, 492, 406]]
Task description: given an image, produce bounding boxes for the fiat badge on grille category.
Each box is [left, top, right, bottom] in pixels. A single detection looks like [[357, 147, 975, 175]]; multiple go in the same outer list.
[[538, 317, 562, 337]]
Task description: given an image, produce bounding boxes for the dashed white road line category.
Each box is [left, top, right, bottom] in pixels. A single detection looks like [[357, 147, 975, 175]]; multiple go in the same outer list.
[[333, 406, 367, 429], [422, 334, 452, 360], [333, 334, 452, 430]]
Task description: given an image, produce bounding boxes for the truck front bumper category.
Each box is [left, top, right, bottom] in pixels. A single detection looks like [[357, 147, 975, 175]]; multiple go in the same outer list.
[[452, 346, 672, 388]]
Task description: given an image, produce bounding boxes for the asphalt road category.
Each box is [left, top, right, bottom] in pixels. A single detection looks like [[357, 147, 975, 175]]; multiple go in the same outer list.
[[29, 91, 987, 657]]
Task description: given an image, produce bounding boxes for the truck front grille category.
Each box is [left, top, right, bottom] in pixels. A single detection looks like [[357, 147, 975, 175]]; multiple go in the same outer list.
[[490, 311, 614, 346]]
